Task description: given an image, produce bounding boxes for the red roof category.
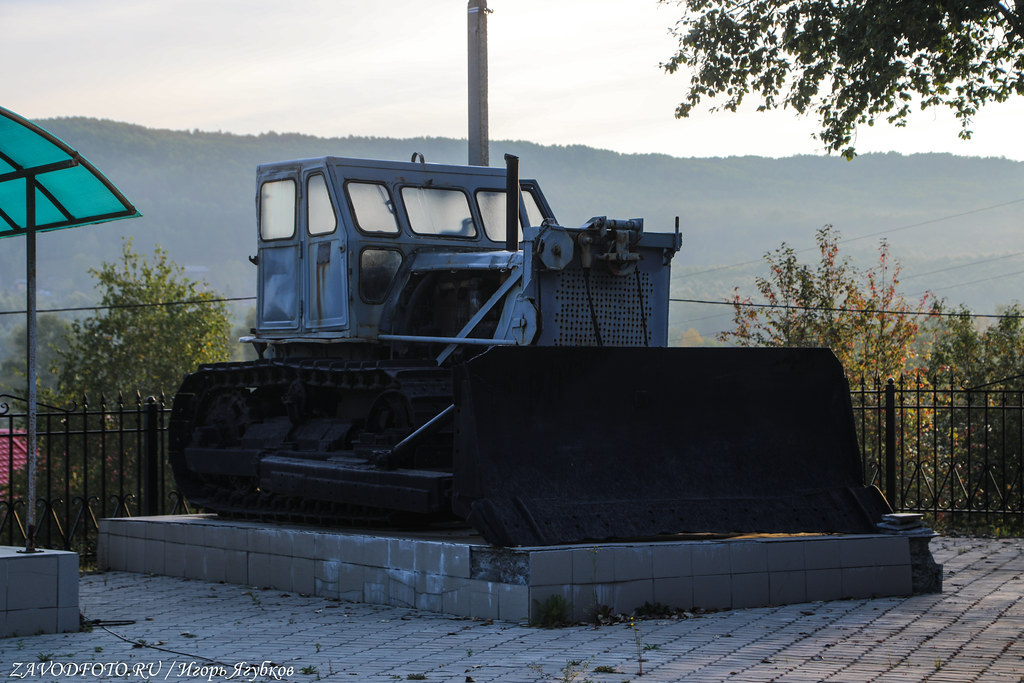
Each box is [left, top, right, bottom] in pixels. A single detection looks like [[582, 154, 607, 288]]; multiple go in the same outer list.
[[0, 430, 29, 487]]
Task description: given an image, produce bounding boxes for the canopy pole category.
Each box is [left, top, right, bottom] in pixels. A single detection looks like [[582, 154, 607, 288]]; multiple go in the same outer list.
[[24, 179, 38, 553]]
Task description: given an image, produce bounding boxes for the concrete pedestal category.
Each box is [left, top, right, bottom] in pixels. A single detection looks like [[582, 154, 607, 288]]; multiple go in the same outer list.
[[99, 516, 928, 623], [0, 547, 79, 638]]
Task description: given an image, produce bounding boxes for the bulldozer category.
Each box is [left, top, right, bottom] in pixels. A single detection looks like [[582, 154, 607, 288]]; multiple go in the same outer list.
[[169, 153, 891, 546]]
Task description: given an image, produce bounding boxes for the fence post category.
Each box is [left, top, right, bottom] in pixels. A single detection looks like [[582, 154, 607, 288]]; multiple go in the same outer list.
[[144, 396, 159, 516], [885, 377, 897, 509]]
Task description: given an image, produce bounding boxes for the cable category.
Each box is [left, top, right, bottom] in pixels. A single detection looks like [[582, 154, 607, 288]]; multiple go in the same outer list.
[[679, 196, 1024, 280], [910, 265, 1024, 298], [634, 269, 650, 346], [583, 269, 604, 346], [668, 297, 1021, 320], [0, 295, 256, 317], [901, 251, 1024, 281], [86, 618, 235, 668]]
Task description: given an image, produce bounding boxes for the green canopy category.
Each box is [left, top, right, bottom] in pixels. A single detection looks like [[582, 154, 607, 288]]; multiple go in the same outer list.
[[0, 107, 139, 235]]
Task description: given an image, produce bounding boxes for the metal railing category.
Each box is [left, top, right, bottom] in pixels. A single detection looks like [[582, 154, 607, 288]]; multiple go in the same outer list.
[[852, 373, 1024, 533], [0, 393, 188, 557]]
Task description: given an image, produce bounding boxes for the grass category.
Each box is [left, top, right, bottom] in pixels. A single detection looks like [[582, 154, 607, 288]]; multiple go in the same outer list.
[[532, 594, 572, 628]]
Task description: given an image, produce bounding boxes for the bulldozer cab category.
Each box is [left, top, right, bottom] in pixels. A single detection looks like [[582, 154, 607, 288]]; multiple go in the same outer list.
[[253, 156, 554, 346]]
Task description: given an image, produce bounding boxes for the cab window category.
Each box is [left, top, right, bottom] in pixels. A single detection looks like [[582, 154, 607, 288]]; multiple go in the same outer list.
[[260, 179, 296, 240], [346, 182, 400, 234], [307, 173, 337, 235], [359, 248, 403, 303], [476, 189, 545, 243], [402, 187, 476, 237]]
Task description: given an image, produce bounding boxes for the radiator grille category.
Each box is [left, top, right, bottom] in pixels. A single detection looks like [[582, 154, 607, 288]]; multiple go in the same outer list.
[[552, 269, 653, 346]]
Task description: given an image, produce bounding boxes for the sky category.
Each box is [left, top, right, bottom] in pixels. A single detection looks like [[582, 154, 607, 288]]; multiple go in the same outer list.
[[6, 0, 1024, 161]]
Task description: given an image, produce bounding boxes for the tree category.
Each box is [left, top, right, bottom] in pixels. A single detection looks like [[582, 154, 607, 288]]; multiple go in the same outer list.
[[53, 240, 231, 400], [0, 315, 69, 396], [927, 303, 1024, 386], [720, 226, 931, 378], [661, 0, 1024, 158]]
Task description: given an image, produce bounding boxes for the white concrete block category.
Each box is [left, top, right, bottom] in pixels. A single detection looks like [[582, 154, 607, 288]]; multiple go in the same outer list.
[[693, 574, 731, 610], [654, 576, 693, 609], [730, 541, 768, 574], [530, 549, 572, 586], [770, 570, 807, 606], [164, 542, 186, 577], [293, 557, 315, 595], [292, 531, 315, 560], [8, 554, 58, 610], [804, 539, 842, 570], [438, 543, 471, 578], [652, 544, 692, 578], [613, 546, 653, 581], [806, 568, 843, 602], [225, 549, 248, 584], [143, 540, 165, 575], [572, 547, 614, 583], [611, 579, 655, 616], [766, 541, 805, 572], [732, 572, 770, 609]]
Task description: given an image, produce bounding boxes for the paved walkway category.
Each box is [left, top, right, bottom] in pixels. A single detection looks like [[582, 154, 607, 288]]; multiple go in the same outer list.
[[1, 537, 1022, 682]]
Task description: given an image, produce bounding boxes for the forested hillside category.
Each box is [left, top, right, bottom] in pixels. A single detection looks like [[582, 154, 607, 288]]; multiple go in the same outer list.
[[1, 117, 1021, 357]]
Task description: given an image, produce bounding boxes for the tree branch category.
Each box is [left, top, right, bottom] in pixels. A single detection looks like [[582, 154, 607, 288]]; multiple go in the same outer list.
[[997, 1, 1024, 42]]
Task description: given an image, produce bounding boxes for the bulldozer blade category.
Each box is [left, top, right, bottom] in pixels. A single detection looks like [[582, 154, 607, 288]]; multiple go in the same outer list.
[[452, 346, 890, 547]]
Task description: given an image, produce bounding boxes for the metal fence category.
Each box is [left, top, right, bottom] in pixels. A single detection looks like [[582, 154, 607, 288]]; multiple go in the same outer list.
[[852, 373, 1024, 534], [3, 374, 1023, 558], [0, 392, 187, 558]]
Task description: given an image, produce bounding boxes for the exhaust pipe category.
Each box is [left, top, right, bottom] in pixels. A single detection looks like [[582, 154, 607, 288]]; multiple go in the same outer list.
[[504, 153, 519, 252]]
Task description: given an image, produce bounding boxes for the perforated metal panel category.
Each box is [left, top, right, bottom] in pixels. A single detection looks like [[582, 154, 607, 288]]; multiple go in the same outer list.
[[550, 269, 654, 346]]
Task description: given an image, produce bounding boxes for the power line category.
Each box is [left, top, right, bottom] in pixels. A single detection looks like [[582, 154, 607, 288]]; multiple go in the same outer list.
[[901, 251, 1024, 281], [679, 196, 1024, 280], [0, 295, 256, 318], [910, 265, 1024, 298], [669, 297, 1019, 320], [838, 197, 1024, 245]]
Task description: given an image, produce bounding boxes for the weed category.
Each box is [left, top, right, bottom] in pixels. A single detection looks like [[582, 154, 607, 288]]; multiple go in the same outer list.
[[593, 664, 618, 673], [630, 618, 644, 676], [36, 653, 53, 662], [94, 646, 103, 653], [407, 675, 427, 680], [466, 648, 473, 657], [533, 594, 572, 628], [315, 642, 321, 653], [528, 658, 592, 683], [592, 603, 616, 625], [299, 665, 318, 675], [643, 643, 660, 651], [245, 590, 262, 607], [635, 601, 672, 617]]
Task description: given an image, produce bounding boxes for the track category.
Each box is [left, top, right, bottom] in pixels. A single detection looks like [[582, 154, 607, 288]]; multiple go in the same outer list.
[[168, 358, 455, 525]]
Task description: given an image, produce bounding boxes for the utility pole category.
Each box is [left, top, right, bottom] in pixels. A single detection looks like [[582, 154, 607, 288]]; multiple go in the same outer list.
[[468, 0, 489, 166]]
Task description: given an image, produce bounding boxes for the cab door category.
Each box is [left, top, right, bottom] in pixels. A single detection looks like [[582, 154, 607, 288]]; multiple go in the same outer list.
[[257, 172, 301, 331], [302, 170, 348, 331]]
